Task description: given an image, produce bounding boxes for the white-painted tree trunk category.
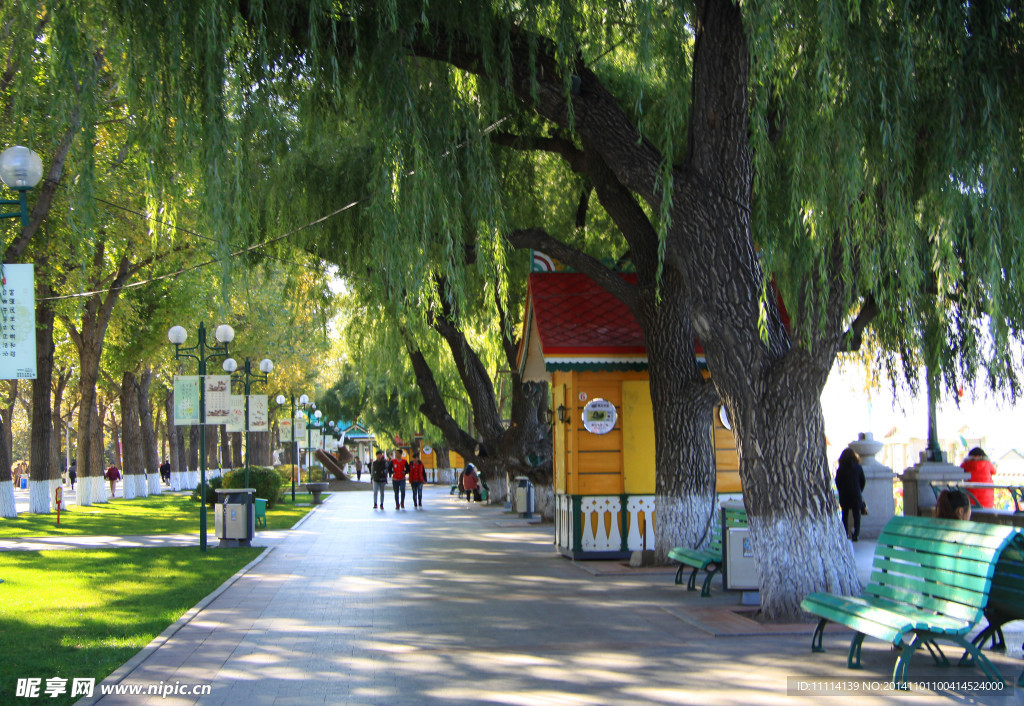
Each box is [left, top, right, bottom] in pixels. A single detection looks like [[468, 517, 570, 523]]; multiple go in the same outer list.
[[187, 470, 198, 489], [0, 480, 17, 517], [77, 476, 95, 506], [92, 476, 107, 503], [170, 471, 182, 491], [134, 473, 149, 497], [749, 513, 862, 619], [28, 480, 51, 513], [655, 492, 717, 553], [147, 471, 162, 495], [123, 474, 138, 500]]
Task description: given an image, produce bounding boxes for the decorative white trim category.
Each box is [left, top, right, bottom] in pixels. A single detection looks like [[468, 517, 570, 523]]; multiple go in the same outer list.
[[29, 479, 51, 513], [626, 495, 657, 551], [545, 355, 648, 365], [579, 496, 623, 552], [0, 480, 16, 517]]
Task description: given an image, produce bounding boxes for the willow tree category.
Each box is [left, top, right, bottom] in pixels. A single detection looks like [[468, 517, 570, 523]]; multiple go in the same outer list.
[[34, 0, 1024, 619]]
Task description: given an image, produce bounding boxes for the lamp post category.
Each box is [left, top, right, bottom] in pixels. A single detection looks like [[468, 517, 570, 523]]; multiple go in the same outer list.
[[223, 356, 273, 491], [276, 394, 299, 502], [307, 408, 323, 482], [167, 322, 234, 552], [0, 146, 43, 227]]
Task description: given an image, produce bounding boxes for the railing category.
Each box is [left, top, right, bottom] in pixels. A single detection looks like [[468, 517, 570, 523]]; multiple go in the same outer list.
[[555, 493, 656, 557], [929, 481, 1024, 512]]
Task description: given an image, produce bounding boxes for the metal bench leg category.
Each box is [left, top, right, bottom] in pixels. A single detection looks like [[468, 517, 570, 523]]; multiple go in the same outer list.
[[922, 639, 949, 667], [893, 642, 918, 690], [811, 618, 828, 653], [700, 567, 718, 597], [847, 634, 865, 669], [951, 636, 1006, 686], [674, 565, 686, 585], [686, 567, 699, 591]]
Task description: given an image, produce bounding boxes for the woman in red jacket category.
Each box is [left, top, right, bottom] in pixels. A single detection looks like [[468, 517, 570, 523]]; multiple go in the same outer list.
[[408, 454, 426, 508], [961, 447, 997, 508], [461, 464, 479, 503]]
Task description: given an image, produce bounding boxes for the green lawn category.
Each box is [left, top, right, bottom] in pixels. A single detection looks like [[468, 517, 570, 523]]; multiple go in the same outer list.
[[0, 493, 316, 538], [0, 546, 262, 705]]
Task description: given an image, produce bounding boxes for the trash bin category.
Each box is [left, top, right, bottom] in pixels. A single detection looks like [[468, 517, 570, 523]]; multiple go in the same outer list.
[[513, 476, 534, 518], [19, 477, 27, 489], [214, 488, 256, 547]]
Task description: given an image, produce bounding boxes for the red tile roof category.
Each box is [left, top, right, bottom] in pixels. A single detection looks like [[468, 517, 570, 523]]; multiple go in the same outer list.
[[528, 272, 646, 356]]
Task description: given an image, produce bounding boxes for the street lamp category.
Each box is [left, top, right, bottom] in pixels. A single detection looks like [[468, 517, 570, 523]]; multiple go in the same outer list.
[[276, 393, 302, 502], [167, 322, 234, 552], [0, 146, 43, 227], [223, 356, 273, 491]]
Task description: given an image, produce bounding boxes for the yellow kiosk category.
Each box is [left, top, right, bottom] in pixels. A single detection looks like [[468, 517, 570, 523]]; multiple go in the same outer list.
[[517, 254, 739, 559]]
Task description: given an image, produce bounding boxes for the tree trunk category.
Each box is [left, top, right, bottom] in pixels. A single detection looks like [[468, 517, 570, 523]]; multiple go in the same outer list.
[[230, 431, 243, 468], [29, 282, 57, 513], [139, 367, 162, 495], [120, 371, 146, 500], [0, 381, 16, 517], [219, 424, 231, 470]]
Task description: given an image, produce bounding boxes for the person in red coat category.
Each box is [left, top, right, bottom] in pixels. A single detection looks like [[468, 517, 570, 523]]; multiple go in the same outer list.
[[961, 447, 997, 508], [105, 464, 122, 499], [408, 454, 427, 508], [390, 451, 408, 509], [461, 464, 479, 503]]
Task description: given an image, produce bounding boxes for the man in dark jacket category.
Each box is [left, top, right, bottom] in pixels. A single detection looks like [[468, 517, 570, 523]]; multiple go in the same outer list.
[[370, 450, 388, 510]]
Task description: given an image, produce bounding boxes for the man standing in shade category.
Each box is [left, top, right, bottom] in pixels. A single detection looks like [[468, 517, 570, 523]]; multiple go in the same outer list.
[[370, 450, 388, 510]]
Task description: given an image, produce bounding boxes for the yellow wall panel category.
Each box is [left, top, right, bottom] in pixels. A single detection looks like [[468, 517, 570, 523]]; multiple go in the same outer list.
[[450, 451, 465, 469], [577, 472, 623, 495], [622, 380, 655, 494], [577, 450, 621, 474], [578, 429, 623, 452]]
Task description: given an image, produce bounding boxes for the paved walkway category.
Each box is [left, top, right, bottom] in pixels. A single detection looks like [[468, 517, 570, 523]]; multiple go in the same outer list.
[[72, 485, 1022, 705]]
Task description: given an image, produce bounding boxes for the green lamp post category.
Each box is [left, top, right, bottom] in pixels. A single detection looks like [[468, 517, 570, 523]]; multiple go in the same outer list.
[[0, 146, 43, 227], [167, 322, 234, 552], [223, 356, 273, 491]]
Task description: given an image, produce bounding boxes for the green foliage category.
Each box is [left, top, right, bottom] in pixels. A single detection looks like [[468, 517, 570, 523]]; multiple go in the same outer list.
[[190, 475, 224, 507], [222, 466, 283, 508]]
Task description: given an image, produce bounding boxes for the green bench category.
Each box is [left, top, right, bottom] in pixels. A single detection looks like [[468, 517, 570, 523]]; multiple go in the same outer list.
[[972, 539, 1024, 687], [254, 498, 267, 528], [668, 502, 748, 597], [801, 515, 1024, 688]]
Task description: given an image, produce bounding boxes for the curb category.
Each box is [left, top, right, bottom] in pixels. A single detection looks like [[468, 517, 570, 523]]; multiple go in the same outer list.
[[76, 545, 275, 705]]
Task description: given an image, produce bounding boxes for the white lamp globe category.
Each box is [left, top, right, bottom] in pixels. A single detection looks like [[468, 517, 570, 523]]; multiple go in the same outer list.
[[298, 394, 309, 405], [259, 358, 273, 374], [276, 394, 286, 405], [214, 324, 235, 343], [0, 146, 43, 188], [222, 358, 238, 373], [314, 410, 322, 419], [167, 326, 188, 345]]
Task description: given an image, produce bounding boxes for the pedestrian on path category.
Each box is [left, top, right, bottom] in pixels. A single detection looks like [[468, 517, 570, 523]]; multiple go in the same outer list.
[[105, 464, 122, 498], [391, 451, 408, 509], [835, 448, 865, 541], [461, 464, 479, 503], [370, 450, 388, 509], [354, 456, 363, 482], [68, 460, 77, 490], [160, 458, 171, 485], [408, 453, 426, 508]]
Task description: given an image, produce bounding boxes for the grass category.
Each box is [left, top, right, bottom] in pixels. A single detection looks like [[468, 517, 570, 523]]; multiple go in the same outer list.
[[0, 493, 316, 538], [0, 546, 262, 705]]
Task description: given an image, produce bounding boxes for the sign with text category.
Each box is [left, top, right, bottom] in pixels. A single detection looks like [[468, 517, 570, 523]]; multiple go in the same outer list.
[[173, 376, 201, 425], [0, 264, 36, 379], [225, 396, 245, 432], [279, 418, 293, 443], [248, 395, 268, 432], [204, 376, 231, 424]]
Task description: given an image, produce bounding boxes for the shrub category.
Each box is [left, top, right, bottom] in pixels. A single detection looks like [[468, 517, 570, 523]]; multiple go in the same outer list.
[[222, 466, 283, 508], [190, 475, 224, 507], [274, 465, 295, 486]]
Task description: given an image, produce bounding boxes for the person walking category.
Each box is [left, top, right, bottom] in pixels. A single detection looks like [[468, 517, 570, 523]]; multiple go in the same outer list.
[[354, 456, 363, 482], [391, 451, 408, 509], [408, 453, 426, 508], [835, 448, 865, 541], [370, 450, 388, 509], [105, 464, 122, 499], [159, 458, 172, 485], [461, 464, 479, 503], [961, 447, 997, 508], [68, 460, 77, 490]]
